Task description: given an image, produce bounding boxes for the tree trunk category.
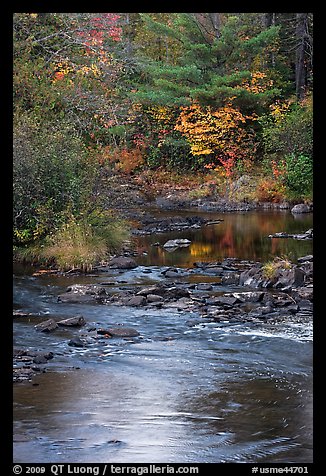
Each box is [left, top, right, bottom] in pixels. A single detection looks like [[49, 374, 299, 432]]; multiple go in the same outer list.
[[209, 13, 221, 39], [296, 13, 308, 101], [264, 12, 275, 28], [264, 13, 276, 67]]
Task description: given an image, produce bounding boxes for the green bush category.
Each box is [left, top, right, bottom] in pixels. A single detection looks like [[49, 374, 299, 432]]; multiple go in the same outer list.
[[13, 112, 99, 244], [260, 96, 313, 160], [146, 133, 198, 171], [283, 153, 313, 197]]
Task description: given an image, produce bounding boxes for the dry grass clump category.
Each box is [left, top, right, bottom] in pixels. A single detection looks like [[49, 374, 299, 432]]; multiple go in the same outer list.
[[262, 256, 292, 279]]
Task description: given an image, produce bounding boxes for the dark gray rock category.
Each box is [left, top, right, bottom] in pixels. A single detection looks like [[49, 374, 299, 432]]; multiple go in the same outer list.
[[57, 315, 86, 327], [13, 368, 34, 382], [232, 291, 265, 302], [275, 267, 305, 289], [136, 284, 166, 296], [294, 287, 313, 301], [68, 337, 85, 347], [206, 295, 240, 306], [13, 311, 35, 318], [108, 256, 138, 269], [239, 265, 264, 287], [196, 283, 213, 291], [146, 294, 164, 303], [297, 254, 313, 263], [221, 273, 240, 285], [98, 327, 140, 337], [240, 262, 307, 289], [268, 229, 312, 240], [35, 319, 58, 333], [268, 231, 291, 238], [298, 300, 313, 311], [165, 286, 191, 299], [58, 284, 107, 303], [127, 295, 146, 306], [32, 352, 54, 364], [300, 261, 313, 277]]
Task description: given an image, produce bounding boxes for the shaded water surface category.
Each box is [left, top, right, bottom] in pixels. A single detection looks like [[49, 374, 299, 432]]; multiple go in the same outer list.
[[13, 210, 313, 463]]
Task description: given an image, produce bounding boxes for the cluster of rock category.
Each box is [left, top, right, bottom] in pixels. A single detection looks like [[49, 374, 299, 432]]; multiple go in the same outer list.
[[13, 309, 141, 382], [268, 229, 313, 240], [153, 193, 312, 214], [14, 252, 313, 383], [13, 349, 54, 383], [52, 255, 313, 329], [132, 215, 223, 235]]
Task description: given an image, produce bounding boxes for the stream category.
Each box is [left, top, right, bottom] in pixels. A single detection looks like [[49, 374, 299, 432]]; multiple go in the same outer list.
[[13, 209, 313, 463]]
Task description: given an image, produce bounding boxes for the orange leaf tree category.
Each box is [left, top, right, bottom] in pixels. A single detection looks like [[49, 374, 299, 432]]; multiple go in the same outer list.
[[175, 101, 257, 176]]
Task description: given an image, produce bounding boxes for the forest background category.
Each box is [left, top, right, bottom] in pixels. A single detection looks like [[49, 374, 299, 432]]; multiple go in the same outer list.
[[13, 12, 313, 270]]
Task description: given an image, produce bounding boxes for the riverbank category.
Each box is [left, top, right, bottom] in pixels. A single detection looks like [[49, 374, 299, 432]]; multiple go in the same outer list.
[[100, 171, 313, 215], [13, 170, 313, 273]]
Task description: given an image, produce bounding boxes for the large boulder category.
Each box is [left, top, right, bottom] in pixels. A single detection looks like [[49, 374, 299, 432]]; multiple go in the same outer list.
[[291, 203, 311, 214], [136, 284, 166, 296], [108, 256, 138, 269], [239, 263, 306, 289]]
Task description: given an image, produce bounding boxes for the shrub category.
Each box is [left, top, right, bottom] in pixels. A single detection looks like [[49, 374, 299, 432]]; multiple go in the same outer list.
[[106, 147, 145, 174], [283, 153, 313, 197], [260, 95, 313, 160], [13, 112, 99, 244], [255, 177, 287, 202]]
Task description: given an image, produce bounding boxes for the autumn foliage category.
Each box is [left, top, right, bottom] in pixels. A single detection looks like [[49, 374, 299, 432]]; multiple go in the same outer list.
[[175, 101, 257, 176]]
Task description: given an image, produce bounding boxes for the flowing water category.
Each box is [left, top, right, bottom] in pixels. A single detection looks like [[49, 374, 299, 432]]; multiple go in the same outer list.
[[13, 210, 313, 463]]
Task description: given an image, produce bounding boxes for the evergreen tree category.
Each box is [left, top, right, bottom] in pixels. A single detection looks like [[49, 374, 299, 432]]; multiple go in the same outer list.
[[132, 13, 282, 112]]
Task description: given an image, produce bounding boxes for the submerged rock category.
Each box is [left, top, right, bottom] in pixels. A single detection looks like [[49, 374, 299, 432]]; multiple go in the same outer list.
[[97, 327, 140, 337], [68, 337, 86, 347]]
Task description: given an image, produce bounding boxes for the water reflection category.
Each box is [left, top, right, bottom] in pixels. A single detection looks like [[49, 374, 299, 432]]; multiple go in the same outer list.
[[180, 376, 313, 463], [136, 211, 313, 267], [13, 364, 312, 463]]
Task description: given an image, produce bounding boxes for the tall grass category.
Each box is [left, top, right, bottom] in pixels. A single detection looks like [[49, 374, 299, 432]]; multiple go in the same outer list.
[[14, 213, 130, 272]]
